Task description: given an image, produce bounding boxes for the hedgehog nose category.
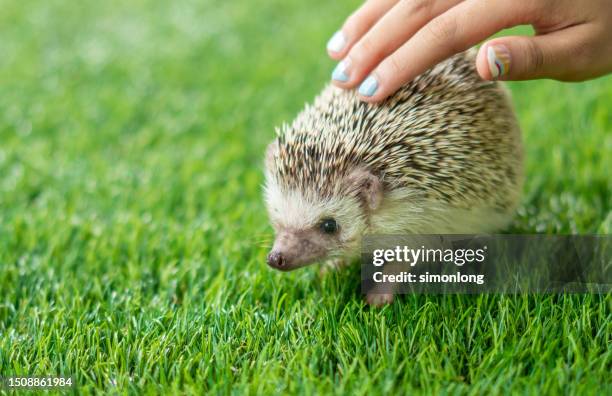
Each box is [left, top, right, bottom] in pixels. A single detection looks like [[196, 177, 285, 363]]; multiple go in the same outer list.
[[267, 251, 286, 269]]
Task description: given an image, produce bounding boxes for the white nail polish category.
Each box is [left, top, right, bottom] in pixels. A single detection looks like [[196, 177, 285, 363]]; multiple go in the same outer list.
[[326, 31, 346, 53], [332, 59, 350, 82], [359, 75, 378, 97]]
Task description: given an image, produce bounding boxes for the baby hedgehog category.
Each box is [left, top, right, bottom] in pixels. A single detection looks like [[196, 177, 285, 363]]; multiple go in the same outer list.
[[264, 50, 523, 278]]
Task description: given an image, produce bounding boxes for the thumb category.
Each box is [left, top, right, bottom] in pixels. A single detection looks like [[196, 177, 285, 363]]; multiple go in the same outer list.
[[476, 32, 582, 81]]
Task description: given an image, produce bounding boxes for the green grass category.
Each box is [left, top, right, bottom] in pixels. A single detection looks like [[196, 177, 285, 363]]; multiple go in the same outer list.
[[0, 0, 610, 394]]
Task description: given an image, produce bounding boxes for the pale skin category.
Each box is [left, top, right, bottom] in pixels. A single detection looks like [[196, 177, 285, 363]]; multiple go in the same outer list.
[[327, 0, 612, 102]]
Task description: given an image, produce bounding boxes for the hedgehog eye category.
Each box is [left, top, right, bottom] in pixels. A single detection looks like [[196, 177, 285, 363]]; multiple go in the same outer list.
[[319, 218, 338, 234]]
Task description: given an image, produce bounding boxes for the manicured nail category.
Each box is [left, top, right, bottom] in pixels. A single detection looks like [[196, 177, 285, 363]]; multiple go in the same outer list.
[[358, 75, 378, 97], [331, 59, 350, 82], [487, 44, 511, 79], [327, 31, 346, 53]]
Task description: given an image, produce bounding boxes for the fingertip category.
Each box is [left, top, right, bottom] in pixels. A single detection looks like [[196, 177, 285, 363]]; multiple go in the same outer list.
[[327, 44, 350, 61], [331, 59, 357, 88], [358, 95, 385, 104], [327, 49, 345, 60], [330, 79, 350, 89], [477, 40, 513, 81], [326, 30, 349, 60], [333, 80, 363, 90], [357, 74, 389, 103], [359, 89, 391, 103]]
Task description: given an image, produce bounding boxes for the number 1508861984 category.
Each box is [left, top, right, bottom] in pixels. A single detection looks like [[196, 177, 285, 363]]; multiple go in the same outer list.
[[1, 376, 74, 389]]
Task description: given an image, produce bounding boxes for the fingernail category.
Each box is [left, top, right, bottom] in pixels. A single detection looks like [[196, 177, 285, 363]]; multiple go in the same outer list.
[[327, 31, 346, 53], [487, 44, 511, 79], [331, 59, 350, 82], [358, 75, 378, 97]]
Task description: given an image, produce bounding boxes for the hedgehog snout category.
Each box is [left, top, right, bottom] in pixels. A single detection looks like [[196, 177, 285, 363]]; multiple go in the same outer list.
[[266, 251, 287, 270], [266, 229, 331, 271]]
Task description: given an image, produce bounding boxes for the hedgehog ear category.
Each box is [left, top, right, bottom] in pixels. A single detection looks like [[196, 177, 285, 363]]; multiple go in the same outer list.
[[344, 168, 383, 211], [265, 140, 279, 168]]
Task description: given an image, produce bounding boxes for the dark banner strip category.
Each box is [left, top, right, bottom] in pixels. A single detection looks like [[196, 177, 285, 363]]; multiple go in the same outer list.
[[361, 235, 611, 294]]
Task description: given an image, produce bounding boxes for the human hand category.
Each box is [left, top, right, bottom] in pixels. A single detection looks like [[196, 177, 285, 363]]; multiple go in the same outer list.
[[326, 0, 612, 102]]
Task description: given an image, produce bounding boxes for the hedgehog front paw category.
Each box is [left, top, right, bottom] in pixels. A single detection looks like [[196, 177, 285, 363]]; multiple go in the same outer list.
[[365, 292, 395, 307], [318, 258, 348, 277]]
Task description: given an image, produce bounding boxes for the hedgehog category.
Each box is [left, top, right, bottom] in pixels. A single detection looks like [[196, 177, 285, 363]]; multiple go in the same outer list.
[[264, 50, 523, 303]]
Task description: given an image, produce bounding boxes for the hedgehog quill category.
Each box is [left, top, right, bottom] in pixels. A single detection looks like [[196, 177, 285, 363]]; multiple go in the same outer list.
[[264, 51, 523, 303]]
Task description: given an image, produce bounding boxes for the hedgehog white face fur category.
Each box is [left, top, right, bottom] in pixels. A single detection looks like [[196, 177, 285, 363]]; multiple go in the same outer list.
[[264, 51, 523, 272], [265, 160, 382, 270]]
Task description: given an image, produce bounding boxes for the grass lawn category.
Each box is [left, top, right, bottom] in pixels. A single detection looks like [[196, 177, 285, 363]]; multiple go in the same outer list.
[[0, 0, 610, 394]]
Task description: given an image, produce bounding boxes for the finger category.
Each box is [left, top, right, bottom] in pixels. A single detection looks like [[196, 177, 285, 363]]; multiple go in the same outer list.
[[327, 0, 399, 60], [476, 25, 602, 81], [358, 0, 529, 102], [332, 0, 463, 88]]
